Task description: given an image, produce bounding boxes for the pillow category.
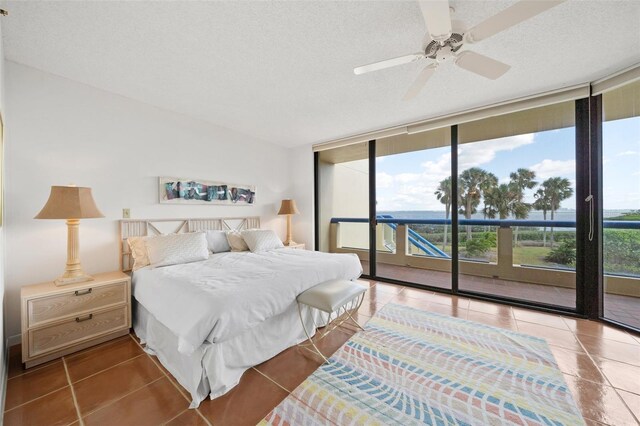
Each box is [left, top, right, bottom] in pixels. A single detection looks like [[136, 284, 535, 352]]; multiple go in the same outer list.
[[241, 229, 284, 252], [226, 231, 249, 252], [145, 232, 209, 267], [128, 236, 152, 271], [205, 230, 231, 253]]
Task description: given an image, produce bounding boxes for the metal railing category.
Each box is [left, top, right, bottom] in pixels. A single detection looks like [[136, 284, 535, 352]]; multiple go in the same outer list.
[[329, 217, 640, 295], [331, 217, 640, 229]]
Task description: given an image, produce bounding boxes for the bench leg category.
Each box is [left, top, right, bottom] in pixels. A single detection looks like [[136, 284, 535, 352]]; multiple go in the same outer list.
[[344, 293, 366, 331], [297, 303, 329, 363]]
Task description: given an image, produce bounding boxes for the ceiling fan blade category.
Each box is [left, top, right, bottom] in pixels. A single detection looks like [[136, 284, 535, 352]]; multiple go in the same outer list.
[[403, 64, 437, 101], [455, 51, 510, 80], [354, 53, 424, 75], [467, 0, 566, 43], [418, 0, 452, 41]]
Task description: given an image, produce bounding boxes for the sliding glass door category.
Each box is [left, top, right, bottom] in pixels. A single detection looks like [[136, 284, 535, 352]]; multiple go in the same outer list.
[[374, 128, 452, 290], [602, 80, 640, 330], [317, 142, 371, 275], [456, 102, 577, 308], [314, 76, 640, 329]]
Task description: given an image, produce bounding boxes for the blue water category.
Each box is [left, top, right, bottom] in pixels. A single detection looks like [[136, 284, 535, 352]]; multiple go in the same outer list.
[[377, 210, 629, 221]]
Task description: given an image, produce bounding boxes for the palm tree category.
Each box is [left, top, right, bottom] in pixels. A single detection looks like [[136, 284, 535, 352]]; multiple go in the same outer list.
[[540, 177, 574, 247], [434, 177, 452, 251], [533, 188, 552, 247], [459, 168, 497, 239], [509, 168, 537, 246], [484, 184, 517, 219]]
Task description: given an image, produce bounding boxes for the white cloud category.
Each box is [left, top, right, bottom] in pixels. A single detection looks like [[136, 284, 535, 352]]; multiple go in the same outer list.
[[378, 151, 452, 211], [458, 134, 535, 169], [376, 172, 393, 189], [394, 173, 421, 184], [529, 159, 575, 180], [617, 150, 639, 156]]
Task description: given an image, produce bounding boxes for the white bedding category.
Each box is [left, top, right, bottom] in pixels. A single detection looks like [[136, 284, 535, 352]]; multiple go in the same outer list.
[[133, 248, 363, 356]]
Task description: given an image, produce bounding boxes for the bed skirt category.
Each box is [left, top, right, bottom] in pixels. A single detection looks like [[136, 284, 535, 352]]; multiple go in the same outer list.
[[133, 300, 323, 408]]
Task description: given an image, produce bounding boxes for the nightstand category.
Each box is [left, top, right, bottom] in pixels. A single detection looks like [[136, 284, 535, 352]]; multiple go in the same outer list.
[[21, 271, 131, 368], [284, 243, 305, 250]]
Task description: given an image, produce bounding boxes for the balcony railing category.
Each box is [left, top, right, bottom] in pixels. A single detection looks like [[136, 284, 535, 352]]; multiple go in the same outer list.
[[329, 217, 640, 298]]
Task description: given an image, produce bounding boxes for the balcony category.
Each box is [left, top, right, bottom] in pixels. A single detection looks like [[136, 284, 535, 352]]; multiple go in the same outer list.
[[330, 217, 640, 329]]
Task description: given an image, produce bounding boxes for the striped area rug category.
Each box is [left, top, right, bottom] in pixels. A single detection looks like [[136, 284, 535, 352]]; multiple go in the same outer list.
[[260, 303, 585, 426]]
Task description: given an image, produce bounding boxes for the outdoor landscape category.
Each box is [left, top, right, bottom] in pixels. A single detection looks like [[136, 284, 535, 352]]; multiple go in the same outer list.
[[375, 121, 639, 277]]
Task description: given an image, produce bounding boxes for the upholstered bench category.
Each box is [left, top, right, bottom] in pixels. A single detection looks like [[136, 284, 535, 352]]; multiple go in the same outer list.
[[296, 279, 367, 362]]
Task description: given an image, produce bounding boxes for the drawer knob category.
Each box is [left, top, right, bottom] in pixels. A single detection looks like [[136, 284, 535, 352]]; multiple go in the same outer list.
[[74, 288, 92, 296], [75, 314, 93, 323]]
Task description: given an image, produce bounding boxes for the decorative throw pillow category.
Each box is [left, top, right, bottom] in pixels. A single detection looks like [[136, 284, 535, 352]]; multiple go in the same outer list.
[[226, 231, 249, 252], [128, 236, 153, 271], [145, 232, 209, 268], [241, 229, 284, 252], [205, 230, 231, 253]]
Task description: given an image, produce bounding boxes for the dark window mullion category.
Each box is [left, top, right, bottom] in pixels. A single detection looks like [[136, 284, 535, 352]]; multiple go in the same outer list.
[[451, 125, 459, 294], [369, 140, 377, 278], [313, 152, 320, 251]]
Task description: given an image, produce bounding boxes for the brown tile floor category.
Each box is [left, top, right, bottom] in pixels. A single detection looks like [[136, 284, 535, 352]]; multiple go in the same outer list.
[[4, 279, 640, 425], [364, 260, 640, 329]]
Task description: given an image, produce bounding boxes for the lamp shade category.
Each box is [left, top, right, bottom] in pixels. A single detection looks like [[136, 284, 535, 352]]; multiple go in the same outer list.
[[277, 199, 300, 215], [35, 186, 104, 219]]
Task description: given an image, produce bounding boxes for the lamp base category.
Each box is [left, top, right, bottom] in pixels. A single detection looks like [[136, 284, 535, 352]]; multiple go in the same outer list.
[[54, 274, 94, 287], [284, 240, 298, 247]]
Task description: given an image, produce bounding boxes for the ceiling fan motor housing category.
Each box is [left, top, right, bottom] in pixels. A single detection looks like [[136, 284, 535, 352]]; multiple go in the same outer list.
[[425, 33, 463, 62]]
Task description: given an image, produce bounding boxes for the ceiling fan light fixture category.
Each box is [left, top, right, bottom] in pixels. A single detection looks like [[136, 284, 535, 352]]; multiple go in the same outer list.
[[354, 0, 566, 99]]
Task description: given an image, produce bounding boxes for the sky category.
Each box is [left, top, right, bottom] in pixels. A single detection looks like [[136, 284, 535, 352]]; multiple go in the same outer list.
[[375, 117, 640, 213]]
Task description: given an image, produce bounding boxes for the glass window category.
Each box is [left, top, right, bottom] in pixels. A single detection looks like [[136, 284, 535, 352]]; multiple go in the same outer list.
[[318, 142, 370, 275], [602, 80, 640, 329], [457, 101, 577, 308], [375, 128, 452, 290]]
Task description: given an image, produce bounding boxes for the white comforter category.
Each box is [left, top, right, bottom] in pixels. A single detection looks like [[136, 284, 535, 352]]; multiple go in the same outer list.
[[133, 248, 362, 355]]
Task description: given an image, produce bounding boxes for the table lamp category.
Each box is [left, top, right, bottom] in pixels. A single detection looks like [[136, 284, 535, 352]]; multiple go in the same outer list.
[[278, 199, 300, 246], [35, 185, 104, 286]]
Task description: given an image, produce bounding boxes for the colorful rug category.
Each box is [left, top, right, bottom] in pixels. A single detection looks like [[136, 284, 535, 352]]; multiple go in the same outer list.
[[260, 303, 585, 426]]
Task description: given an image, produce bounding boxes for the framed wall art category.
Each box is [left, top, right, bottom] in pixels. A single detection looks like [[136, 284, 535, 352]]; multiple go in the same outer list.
[[159, 177, 256, 205]]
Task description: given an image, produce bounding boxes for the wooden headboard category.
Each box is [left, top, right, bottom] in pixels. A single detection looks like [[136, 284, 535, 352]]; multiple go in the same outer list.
[[119, 216, 261, 272]]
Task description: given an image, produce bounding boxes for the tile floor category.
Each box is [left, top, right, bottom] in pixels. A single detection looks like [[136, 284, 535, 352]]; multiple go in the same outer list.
[[4, 279, 640, 426], [364, 260, 640, 329]]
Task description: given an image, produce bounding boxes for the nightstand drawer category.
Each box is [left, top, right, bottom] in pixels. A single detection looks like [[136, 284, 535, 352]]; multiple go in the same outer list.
[[28, 305, 129, 359], [28, 281, 128, 327]]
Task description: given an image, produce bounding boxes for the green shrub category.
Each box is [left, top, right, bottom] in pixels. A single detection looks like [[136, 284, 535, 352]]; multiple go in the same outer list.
[[545, 239, 576, 265], [465, 232, 496, 257], [603, 229, 640, 275]]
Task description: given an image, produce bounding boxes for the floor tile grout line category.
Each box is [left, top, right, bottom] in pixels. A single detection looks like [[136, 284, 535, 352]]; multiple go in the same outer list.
[[6, 335, 133, 382], [569, 334, 639, 423], [162, 409, 189, 425], [195, 408, 212, 426], [80, 376, 165, 420], [3, 384, 71, 413], [252, 367, 291, 394], [6, 357, 63, 381], [127, 333, 195, 407], [62, 357, 85, 426], [574, 336, 640, 368], [612, 387, 640, 425], [63, 335, 132, 361], [71, 353, 145, 385]]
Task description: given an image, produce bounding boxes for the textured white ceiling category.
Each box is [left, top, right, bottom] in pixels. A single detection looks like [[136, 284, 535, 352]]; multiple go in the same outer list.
[[2, 1, 639, 147]]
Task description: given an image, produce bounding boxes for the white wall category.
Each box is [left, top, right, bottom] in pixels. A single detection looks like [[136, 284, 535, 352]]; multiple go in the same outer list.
[[289, 145, 314, 249], [3, 61, 293, 340], [0, 18, 6, 410]]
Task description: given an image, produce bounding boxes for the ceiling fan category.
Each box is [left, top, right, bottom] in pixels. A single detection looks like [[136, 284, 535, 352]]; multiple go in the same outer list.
[[354, 0, 566, 100]]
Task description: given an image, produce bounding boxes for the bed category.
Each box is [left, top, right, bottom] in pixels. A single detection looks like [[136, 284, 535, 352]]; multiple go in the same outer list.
[[120, 217, 363, 408]]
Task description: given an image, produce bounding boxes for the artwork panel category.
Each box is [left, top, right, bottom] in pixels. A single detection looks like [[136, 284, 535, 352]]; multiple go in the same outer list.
[[159, 177, 255, 205]]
